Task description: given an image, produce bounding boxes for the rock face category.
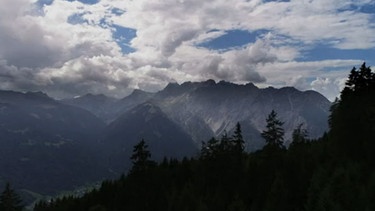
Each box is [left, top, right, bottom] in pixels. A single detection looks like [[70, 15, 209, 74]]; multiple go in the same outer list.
[[62, 80, 331, 150], [150, 80, 331, 149], [0, 81, 331, 199]]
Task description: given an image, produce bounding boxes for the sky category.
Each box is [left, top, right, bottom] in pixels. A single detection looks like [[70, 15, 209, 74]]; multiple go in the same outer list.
[[0, 0, 374, 101]]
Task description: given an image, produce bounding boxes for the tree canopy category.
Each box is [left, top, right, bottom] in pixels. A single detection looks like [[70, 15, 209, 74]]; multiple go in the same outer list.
[[261, 110, 285, 149], [129, 139, 156, 174], [33, 63, 375, 211], [0, 183, 23, 211]]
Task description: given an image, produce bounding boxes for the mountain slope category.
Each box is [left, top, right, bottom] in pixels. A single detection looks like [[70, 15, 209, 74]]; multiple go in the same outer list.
[[152, 80, 331, 149], [0, 91, 109, 196], [110, 89, 155, 122], [61, 93, 117, 123], [62, 80, 331, 150], [103, 102, 198, 173], [0, 81, 331, 204]]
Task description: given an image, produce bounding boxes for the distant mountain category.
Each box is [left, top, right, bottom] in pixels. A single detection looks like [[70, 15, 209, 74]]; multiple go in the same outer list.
[[151, 80, 331, 149], [103, 102, 197, 173], [0, 80, 331, 204], [110, 89, 155, 122], [61, 93, 117, 123], [61, 90, 154, 123], [0, 91, 110, 197], [62, 80, 331, 150]]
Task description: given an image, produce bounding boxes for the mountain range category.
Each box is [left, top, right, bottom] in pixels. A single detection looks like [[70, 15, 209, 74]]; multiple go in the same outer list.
[[0, 80, 331, 203], [64, 79, 331, 148]]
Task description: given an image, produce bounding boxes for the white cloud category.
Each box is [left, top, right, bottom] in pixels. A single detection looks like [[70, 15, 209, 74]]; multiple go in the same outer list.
[[0, 0, 374, 99], [311, 77, 346, 101], [256, 59, 361, 101]]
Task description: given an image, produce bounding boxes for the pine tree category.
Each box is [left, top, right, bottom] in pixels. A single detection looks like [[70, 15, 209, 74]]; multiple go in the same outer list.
[[0, 183, 23, 211], [291, 123, 308, 145], [130, 139, 155, 173], [219, 131, 232, 152], [200, 137, 219, 159], [261, 110, 285, 149], [233, 122, 245, 153], [343, 62, 375, 95], [329, 62, 375, 160]]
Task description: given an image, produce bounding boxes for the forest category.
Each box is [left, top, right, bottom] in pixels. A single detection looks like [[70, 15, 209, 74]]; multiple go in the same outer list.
[[1, 63, 374, 211]]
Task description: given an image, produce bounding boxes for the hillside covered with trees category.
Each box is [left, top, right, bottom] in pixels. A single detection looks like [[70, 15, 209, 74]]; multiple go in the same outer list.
[[17, 63, 375, 210]]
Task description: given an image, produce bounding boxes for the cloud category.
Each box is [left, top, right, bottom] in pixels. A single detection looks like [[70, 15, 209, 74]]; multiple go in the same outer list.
[[0, 0, 374, 99], [0, 59, 47, 91], [0, 0, 60, 68], [0, 0, 118, 70], [246, 0, 375, 49], [0, 0, 129, 97], [256, 59, 361, 101], [311, 77, 346, 101]]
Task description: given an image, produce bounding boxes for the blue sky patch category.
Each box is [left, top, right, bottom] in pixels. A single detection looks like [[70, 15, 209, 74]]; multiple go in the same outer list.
[[112, 25, 137, 54], [33, 0, 53, 16], [359, 4, 375, 14], [337, 3, 375, 14], [66, 0, 100, 5], [198, 29, 268, 51], [67, 13, 89, 25], [300, 44, 375, 65], [99, 18, 111, 28], [36, 0, 54, 6], [111, 8, 125, 16], [263, 0, 290, 2]]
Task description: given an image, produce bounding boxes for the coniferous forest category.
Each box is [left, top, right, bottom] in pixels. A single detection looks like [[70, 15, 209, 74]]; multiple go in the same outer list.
[[17, 63, 375, 210]]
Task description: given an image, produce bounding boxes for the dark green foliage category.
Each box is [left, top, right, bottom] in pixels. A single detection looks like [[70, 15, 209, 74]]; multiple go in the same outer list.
[[343, 63, 375, 94], [35, 63, 375, 211], [292, 123, 308, 144], [129, 139, 156, 174], [289, 123, 309, 149], [200, 124, 245, 160], [329, 62, 375, 161], [0, 183, 23, 211], [233, 122, 245, 153], [261, 110, 285, 149], [200, 137, 220, 159]]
